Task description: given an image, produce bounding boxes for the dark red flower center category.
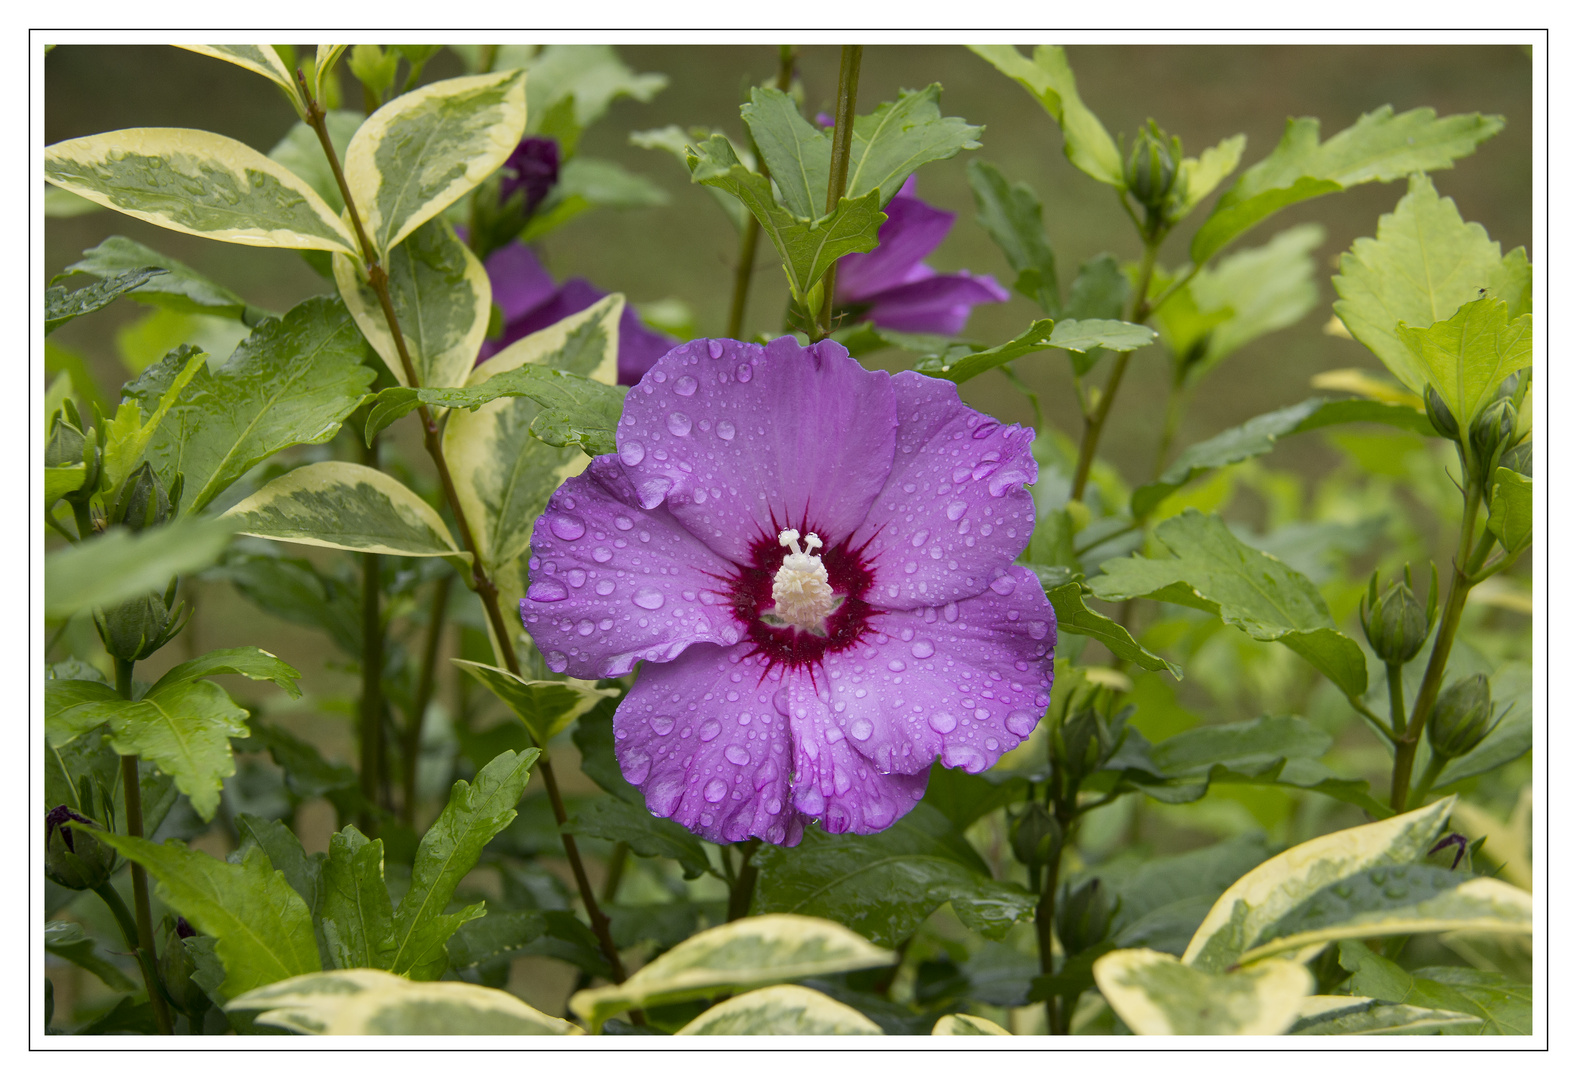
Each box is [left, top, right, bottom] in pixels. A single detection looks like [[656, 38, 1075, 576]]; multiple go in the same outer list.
[[728, 525, 877, 673]]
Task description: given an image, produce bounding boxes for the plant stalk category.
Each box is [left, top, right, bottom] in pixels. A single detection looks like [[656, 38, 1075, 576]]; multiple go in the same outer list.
[[813, 44, 863, 342], [724, 46, 797, 340], [726, 839, 763, 921], [359, 431, 386, 832], [115, 658, 173, 1035], [1386, 663, 1408, 739], [1412, 751, 1448, 809], [298, 74, 627, 984], [401, 571, 452, 827]]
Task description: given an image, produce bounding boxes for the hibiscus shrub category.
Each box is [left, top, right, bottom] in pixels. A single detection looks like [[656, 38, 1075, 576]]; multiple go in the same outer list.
[[42, 43, 1534, 1037]]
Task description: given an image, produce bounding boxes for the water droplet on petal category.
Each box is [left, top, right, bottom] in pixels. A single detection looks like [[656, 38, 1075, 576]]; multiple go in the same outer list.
[[1006, 710, 1038, 737], [596, 579, 616, 596], [650, 715, 675, 735], [929, 712, 957, 734], [989, 574, 1017, 595], [526, 581, 568, 602], [910, 639, 935, 659], [735, 362, 753, 382], [716, 419, 736, 441], [942, 745, 987, 772], [549, 513, 585, 541], [911, 529, 929, 548], [699, 720, 721, 743], [1028, 621, 1048, 640], [546, 651, 568, 672], [622, 748, 651, 784], [946, 500, 968, 521], [576, 619, 595, 637], [704, 777, 728, 802], [619, 441, 646, 466], [632, 587, 665, 610], [614, 515, 634, 531], [675, 375, 698, 397], [708, 339, 724, 359], [667, 412, 693, 436], [725, 745, 750, 765], [943, 601, 959, 622], [850, 718, 873, 741], [591, 546, 613, 563], [887, 659, 906, 673], [566, 569, 586, 587]]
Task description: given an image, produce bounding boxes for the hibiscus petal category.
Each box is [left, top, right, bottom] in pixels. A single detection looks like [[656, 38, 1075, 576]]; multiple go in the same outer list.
[[613, 643, 803, 846], [483, 242, 558, 323], [520, 458, 744, 678], [614, 336, 897, 564], [836, 190, 954, 302], [817, 565, 1056, 776], [850, 372, 1037, 608], [616, 305, 678, 386], [779, 676, 930, 834], [858, 272, 1010, 336]]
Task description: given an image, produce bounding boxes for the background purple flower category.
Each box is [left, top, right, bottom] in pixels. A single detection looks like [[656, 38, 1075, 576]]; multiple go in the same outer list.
[[836, 177, 1009, 337], [499, 136, 560, 218], [520, 337, 1055, 846], [478, 241, 679, 385]]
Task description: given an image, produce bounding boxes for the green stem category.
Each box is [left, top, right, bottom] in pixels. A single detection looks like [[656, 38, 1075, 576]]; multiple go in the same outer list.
[[601, 842, 629, 906], [724, 46, 797, 340], [115, 659, 174, 1036], [1386, 663, 1408, 739], [1070, 240, 1160, 501], [1035, 828, 1068, 1035], [1412, 751, 1447, 809], [359, 431, 385, 833], [401, 571, 452, 828], [1390, 475, 1485, 813], [1151, 370, 1189, 481], [812, 44, 862, 342], [297, 72, 627, 986], [726, 839, 763, 922]]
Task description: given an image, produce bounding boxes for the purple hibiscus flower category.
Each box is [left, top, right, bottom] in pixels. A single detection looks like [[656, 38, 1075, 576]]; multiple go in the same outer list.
[[835, 177, 1009, 337], [520, 336, 1055, 845], [478, 242, 679, 386]]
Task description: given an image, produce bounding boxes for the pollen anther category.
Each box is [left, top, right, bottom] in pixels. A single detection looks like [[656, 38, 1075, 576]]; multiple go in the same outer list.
[[768, 530, 839, 633]]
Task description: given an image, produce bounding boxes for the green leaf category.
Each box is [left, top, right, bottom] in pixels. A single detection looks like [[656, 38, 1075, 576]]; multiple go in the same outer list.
[[268, 111, 363, 213], [844, 84, 982, 207], [677, 985, 883, 1035], [687, 135, 885, 304], [234, 814, 322, 915], [90, 833, 319, 998], [521, 156, 670, 243], [740, 87, 831, 220], [67, 236, 254, 320], [102, 344, 210, 493], [1238, 864, 1532, 965], [213, 551, 361, 655], [45, 466, 87, 510], [967, 160, 1059, 315], [449, 909, 610, 979], [1134, 395, 1432, 520], [1089, 509, 1369, 696], [333, 218, 490, 392], [931, 1012, 1012, 1036], [968, 45, 1122, 187], [45, 128, 356, 255], [44, 921, 136, 992], [452, 660, 615, 745], [519, 43, 666, 133], [912, 316, 1153, 384], [1487, 467, 1533, 555], [223, 462, 461, 558], [227, 969, 581, 1035], [126, 295, 375, 515], [1105, 833, 1274, 956], [108, 678, 250, 821], [148, 646, 302, 699], [568, 914, 895, 1032], [563, 795, 713, 881], [752, 803, 1036, 948], [442, 296, 621, 617], [1040, 578, 1181, 676], [45, 266, 166, 334], [1291, 994, 1483, 1035], [1181, 798, 1457, 972], [1147, 715, 1330, 776], [1172, 135, 1247, 222], [1093, 949, 1312, 1035], [572, 698, 641, 803], [632, 125, 749, 230], [919, 762, 1027, 831], [1191, 107, 1503, 263], [1338, 941, 1530, 1034], [389, 749, 540, 979], [343, 71, 526, 258], [1398, 297, 1531, 434], [364, 298, 627, 455], [44, 517, 236, 620], [319, 825, 397, 971], [1333, 174, 1528, 393]]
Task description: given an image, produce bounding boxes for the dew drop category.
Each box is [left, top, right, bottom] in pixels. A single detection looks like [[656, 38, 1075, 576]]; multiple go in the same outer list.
[[566, 569, 586, 587], [619, 440, 646, 466], [650, 715, 675, 735], [591, 546, 613, 563], [725, 745, 750, 766], [703, 777, 728, 802], [699, 720, 721, 743], [910, 639, 935, 659], [928, 712, 957, 734], [911, 529, 930, 548], [1005, 710, 1038, 737], [707, 339, 724, 359], [667, 412, 693, 437], [596, 579, 616, 596], [546, 651, 568, 672], [526, 580, 568, 602], [943, 601, 959, 622], [850, 718, 873, 741], [989, 574, 1017, 595], [946, 500, 968, 521], [632, 587, 665, 610], [549, 513, 586, 541], [716, 419, 736, 441], [735, 362, 753, 382], [614, 515, 634, 531], [674, 374, 698, 397], [942, 745, 988, 773], [766, 798, 782, 815], [622, 747, 651, 784], [1028, 620, 1048, 640], [887, 659, 906, 673], [576, 619, 595, 637]]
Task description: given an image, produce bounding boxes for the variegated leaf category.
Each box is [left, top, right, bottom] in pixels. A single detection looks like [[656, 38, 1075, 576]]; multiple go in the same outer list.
[[677, 985, 882, 1035], [45, 128, 357, 255], [333, 217, 490, 390], [1290, 995, 1485, 1035], [1093, 948, 1312, 1035], [451, 661, 616, 745], [932, 1013, 1012, 1035], [343, 70, 527, 258], [223, 461, 462, 558]]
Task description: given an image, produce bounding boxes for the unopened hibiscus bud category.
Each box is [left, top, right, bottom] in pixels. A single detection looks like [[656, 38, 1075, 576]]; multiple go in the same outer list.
[[1470, 399, 1520, 475], [1427, 674, 1496, 759], [1359, 566, 1436, 666], [95, 589, 186, 662], [45, 806, 116, 890], [1498, 442, 1532, 479], [1056, 877, 1118, 956], [112, 462, 173, 534], [499, 136, 560, 218], [1011, 802, 1062, 866], [1059, 705, 1114, 780], [45, 414, 85, 468], [158, 916, 209, 1016], [1124, 121, 1182, 235], [1424, 386, 1460, 441]]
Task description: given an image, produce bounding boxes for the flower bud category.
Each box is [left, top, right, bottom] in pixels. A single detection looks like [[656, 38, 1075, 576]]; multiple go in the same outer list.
[[1059, 706, 1106, 779], [45, 806, 116, 890], [1359, 567, 1436, 665], [1010, 802, 1062, 866], [159, 916, 209, 1016], [1124, 121, 1180, 216], [45, 415, 85, 469], [500, 136, 560, 218], [1424, 386, 1459, 441], [1056, 877, 1119, 956], [111, 462, 173, 534], [1498, 442, 1532, 479], [1470, 399, 1519, 474], [1427, 674, 1496, 759], [95, 590, 186, 662]]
